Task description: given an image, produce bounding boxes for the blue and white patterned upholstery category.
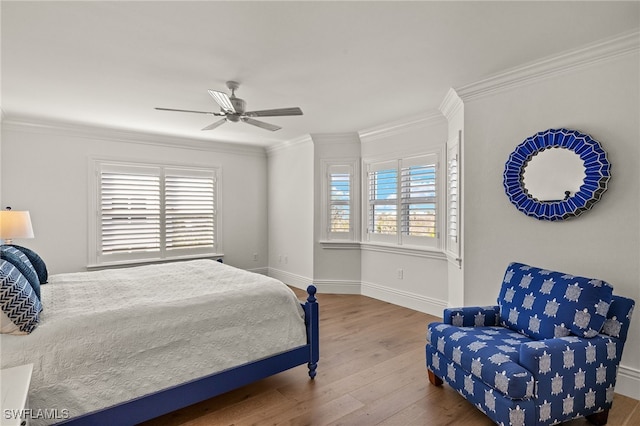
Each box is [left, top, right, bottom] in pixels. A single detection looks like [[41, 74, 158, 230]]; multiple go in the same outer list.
[[499, 263, 613, 340], [1, 245, 41, 300], [1, 259, 42, 335], [426, 262, 635, 426], [8, 244, 48, 284]]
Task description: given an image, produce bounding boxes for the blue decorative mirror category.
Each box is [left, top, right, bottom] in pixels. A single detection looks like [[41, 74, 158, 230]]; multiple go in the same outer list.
[[503, 128, 610, 221]]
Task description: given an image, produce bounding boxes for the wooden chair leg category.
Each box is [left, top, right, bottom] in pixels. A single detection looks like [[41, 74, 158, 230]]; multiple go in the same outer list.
[[586, 409, 609, 426], [427, 369, 443, 386]]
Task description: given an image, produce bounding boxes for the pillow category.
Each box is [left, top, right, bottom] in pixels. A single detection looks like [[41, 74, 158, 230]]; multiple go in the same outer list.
[[498, 262, 613, 339], [1, 259, 42, 335], [8, 244, 48, 284], [0, 245, 41, 300]]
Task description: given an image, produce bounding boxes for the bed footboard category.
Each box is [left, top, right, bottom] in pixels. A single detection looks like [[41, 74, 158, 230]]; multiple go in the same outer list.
[[303, 285, 320, 379]]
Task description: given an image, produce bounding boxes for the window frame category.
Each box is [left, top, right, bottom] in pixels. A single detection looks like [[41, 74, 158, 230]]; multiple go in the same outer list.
[[320, 159, 359, 242], [363, 152, 442, 250], [89, 159, 221, 267]]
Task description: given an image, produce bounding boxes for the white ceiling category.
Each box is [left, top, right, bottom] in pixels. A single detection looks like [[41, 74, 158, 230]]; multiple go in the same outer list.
[[2, 1, 639, 147]]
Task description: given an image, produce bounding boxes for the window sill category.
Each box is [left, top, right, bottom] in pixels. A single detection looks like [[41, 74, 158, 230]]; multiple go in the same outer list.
[[87, 253, 224, 271], [319, 240, 446, 260], [319, 240, 361, 249], [360, 243, 446, 260]]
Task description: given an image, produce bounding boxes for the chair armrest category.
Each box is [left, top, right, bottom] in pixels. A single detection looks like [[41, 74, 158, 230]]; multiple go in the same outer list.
[[519, 335, 622, 376], [519, 335, 622, 416], [443, 305, 500, 327]]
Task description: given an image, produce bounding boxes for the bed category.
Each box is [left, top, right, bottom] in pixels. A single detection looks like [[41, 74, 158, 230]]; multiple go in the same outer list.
[[0, 258, 319, 426]]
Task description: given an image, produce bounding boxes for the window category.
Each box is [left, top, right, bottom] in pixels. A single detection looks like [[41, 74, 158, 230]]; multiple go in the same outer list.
[[366, 154, 438, 248], [400, 161, 437, 238], [329, 167, 351, 234], [368, 162, 398, 238], [92, 161, 218, 266], [322, 162, 357, 241]]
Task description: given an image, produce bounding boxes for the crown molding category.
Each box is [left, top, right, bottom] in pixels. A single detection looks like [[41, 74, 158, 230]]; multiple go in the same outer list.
[[266, 133, 314, 156], [358, 110, 445, 143], [2, 115, 267, 157], [310, 132, 361, 146], [439, 88, 463, 120], [456, 30, 640, 102]]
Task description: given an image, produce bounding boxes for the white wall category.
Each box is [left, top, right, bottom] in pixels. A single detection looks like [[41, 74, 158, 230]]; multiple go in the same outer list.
[[0, 120, 268, 274], [267, 137, 314, 288], [312, 133, 362, 293], [460, 51, 640, 397], [359, 115, 450, 315]]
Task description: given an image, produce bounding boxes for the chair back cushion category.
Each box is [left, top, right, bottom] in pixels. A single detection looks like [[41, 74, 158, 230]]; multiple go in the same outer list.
[[498, 262, 613, 340]]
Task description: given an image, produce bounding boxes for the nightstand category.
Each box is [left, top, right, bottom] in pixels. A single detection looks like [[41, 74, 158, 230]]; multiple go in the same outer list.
[[1, 364, 33, 426]]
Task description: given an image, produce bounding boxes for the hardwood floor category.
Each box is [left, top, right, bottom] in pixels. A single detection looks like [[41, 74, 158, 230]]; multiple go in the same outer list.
[[142, 289, 639, 426]]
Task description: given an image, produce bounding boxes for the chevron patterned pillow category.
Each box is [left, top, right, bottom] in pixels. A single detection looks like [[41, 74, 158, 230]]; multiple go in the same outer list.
[[1, 259, 42, 335], [1, 245, 41, 301]]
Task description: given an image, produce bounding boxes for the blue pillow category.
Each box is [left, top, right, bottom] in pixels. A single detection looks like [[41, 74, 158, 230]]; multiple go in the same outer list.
[[1, 259, 42, 334], [498, 262, 613, 339], [8, 244, 48, 284], [0, 246, 41, 300]]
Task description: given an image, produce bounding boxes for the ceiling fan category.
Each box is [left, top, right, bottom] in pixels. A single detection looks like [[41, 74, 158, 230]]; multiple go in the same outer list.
[[155, 81, 303, 132]]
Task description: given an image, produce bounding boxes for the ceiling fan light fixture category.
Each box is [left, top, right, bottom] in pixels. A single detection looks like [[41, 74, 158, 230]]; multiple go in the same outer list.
[[208, 90, 235, 113]]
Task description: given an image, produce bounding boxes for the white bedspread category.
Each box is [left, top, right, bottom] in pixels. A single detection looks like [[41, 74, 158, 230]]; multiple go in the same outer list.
[[0, 259, 307, 424]]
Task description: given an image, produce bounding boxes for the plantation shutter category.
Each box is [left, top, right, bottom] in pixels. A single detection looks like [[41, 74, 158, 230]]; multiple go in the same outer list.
[[99, 164, 161, 258], [447, 152, 458, 243], [400, 155, 437, 239], [328, 165, 351, 234], [165, 168, 216, 251], [367, 161, 398, 240], [95, 162, 218, 265]]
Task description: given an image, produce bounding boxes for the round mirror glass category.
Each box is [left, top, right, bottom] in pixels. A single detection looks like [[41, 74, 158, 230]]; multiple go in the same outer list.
[[522, 147, 586, 202]]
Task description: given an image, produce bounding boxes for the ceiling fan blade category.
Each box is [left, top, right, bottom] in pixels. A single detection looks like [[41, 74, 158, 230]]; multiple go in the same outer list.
[[208, 90, 236, 113], [245, 107, 303, 117], [201, 119, 227, 131], [155, 107, 222, 115], [242, 117, 281, 131]]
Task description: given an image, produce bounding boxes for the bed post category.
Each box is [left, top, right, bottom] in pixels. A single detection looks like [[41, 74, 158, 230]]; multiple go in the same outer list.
[[305, 285, 319, 379]]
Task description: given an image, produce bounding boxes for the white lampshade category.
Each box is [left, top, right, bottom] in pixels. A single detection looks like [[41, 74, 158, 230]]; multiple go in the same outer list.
[[0, 210, 35, 241]]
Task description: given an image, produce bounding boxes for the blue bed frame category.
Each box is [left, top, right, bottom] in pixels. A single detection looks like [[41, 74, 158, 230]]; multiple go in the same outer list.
[[56, 285, 319, 425]]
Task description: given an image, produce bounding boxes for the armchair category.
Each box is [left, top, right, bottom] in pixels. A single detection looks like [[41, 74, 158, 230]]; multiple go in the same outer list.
[[426, 262, 635, 426]]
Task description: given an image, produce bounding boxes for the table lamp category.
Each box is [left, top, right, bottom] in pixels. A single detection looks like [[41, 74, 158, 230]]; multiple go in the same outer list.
[[0, 207, 35, 244]]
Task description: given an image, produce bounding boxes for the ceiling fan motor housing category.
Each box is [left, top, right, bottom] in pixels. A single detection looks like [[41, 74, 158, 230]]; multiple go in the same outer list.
[[227, 97, 246, 121]]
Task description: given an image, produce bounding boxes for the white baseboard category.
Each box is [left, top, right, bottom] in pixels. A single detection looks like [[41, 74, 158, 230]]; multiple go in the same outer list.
[[270, 273, 446, 317], [361, 281, 447, 317], [312, 279, 361, 294], [616, 364, 640, 400], [246, 267, 269, 275], [267, 267, 313, 291]]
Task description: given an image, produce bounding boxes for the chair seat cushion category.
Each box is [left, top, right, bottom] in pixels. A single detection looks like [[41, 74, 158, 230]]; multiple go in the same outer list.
[[428, 323, 534, 400], [498, 263, 613, 340]]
